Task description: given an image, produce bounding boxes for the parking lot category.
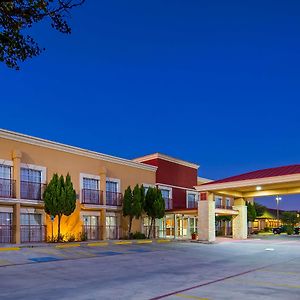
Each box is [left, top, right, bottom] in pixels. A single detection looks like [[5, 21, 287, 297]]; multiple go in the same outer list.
[[1, 236, 300, 300]]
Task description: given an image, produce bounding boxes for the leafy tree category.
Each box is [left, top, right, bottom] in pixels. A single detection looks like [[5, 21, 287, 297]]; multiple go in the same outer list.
[[122, 185, 144, 238], [253, 202, 266, 217], [144, 187, 165, 239], [0, 0, 84, 70], [43, 173, 76, 241], [246, 202, 257, 222], [281, 212, 299, 227]]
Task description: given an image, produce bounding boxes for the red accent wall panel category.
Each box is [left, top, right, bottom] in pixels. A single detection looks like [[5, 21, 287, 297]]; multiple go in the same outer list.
[[141, 158, 197, 188], [172, 188, 186, 209]]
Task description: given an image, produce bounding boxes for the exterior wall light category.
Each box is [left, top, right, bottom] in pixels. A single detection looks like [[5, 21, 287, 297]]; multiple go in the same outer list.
[[256, 186, 262, 191]]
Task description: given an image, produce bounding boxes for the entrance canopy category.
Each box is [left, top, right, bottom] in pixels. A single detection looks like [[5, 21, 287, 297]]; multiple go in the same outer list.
[[196, 164, 300, 198]]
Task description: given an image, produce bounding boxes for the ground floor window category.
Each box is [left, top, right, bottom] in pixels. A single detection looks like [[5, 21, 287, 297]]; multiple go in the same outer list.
[[151, 215, 198, 239], [106, 215, 119, 240], [20, 213, 45, 243], [0, 212, 13, 243], [83, 215, 99, 240]]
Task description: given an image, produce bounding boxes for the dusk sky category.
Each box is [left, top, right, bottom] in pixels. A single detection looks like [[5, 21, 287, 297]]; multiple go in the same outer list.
[[1, 1, 300, 209]]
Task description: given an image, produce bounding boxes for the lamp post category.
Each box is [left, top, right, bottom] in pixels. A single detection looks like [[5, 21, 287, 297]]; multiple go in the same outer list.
[[276, 196, 282, 226]]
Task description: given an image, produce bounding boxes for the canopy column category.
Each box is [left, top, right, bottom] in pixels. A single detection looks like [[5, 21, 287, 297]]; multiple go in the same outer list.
[[232, 198, 248, 239], [198, 192, 215, 242]]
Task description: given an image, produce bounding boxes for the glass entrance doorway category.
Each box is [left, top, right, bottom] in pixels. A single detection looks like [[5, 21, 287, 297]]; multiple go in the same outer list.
[[83, 215, 99, 240]]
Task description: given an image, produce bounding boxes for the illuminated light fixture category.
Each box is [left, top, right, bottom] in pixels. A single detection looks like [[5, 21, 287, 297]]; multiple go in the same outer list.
[[256, 186, 262, 191]]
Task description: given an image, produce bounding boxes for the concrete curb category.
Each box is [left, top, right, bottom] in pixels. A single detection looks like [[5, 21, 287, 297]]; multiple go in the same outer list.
[[0, 239, 172, 250]]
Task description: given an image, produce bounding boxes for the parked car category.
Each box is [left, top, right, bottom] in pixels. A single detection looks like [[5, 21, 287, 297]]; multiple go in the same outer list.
[[272, 226, 284, 234], [294, 227, 300, 235]]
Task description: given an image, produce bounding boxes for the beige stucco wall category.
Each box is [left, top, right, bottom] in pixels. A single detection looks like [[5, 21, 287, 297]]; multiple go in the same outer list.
[[0, 136, 156, 240]]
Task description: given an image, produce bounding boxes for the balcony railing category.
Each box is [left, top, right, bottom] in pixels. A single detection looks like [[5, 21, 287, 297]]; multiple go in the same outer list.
[[187, 201, 198, 209], [0, 225, 14, 243], [215, 204, 233, 210], [82, 189, 103, 205], [20, 225, 47, 243], [20, 181, 45, 201], [106, 191, 122, 206], [82, 225, 101, 240], [164, 197, 173, 210], [0, 178, 15, 198]]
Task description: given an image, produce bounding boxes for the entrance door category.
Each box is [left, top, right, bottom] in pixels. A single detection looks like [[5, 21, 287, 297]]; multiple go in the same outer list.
[[83, 215, 99, 240], [106, 215, 118, 239]]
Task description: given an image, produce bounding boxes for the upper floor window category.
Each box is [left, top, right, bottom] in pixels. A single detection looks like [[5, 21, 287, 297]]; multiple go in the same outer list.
[[82, 177, 100, 204], [215, 196, 222, 208], [225, 197, 231, 208], [106, 179, 121, 206], [187, 192, 198, 208], [160, 189, 171, 200], [0, 165, 11, 179], [20, 168, 43, 200], [106, 180, 118, 192], [0, 164, 13, 198], [83, 177, 99, 190]]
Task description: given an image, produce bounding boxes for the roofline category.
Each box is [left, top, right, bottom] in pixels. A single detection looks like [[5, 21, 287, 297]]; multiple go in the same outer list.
[[0, 129, 157, 172], [133, 153, 200, 169], [197, 176, 213, 183], [195, 173, 300, 192]]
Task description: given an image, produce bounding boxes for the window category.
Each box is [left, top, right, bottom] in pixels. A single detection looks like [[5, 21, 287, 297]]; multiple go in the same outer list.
[[0, 165, 12, 198], [0, 212, 13, 243], [0, 165, 11, 179], [106, 180, 118, 192], [160, 189, 170, 199], [226, 197, 231, 208], [83, 178, 99, 190], [20, 168, 42, 200], [106, 180, 121, 206], [83, 215, 99, 240], [21, 168, 41, 183], [82, 177, 100, 204], [20, 213, 42, 225], [187, 193, 198, 208], [215, 196, 222, 208]]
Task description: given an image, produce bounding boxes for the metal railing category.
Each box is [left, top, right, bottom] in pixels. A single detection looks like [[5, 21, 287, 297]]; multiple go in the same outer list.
[[186, 201, 198, 209], [0, 178, 15, 198], [20, 181, 45, 200], [106, 191, 122, 206], [215, 204, 233, 210], [164, 197, 173, 210], [82, 189, 103, 205], [20, 225, 47, 243], [105, 225, 122, 240], [82, 225, 101, 240], [0, 225, 14, 243]]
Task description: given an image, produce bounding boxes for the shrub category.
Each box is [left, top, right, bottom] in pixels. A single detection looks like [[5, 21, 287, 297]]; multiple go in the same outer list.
[[79, 232, 88, 241], [286, 225, 294, 235], [65, 233, 76, 242], [130, 232, 146, 239], [263, 227, 271, 232]]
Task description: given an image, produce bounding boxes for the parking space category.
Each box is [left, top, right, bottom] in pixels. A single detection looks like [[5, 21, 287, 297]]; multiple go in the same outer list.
[[1, 237, 300, 299]]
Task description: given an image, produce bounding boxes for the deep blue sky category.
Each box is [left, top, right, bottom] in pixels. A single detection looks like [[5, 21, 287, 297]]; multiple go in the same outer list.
[[1, 1, 300, 209]]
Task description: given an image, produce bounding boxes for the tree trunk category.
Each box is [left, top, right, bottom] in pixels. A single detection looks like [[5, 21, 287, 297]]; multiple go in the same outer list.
[[148, 218, 154, 239], [58, 214, 62, 242], [128, 216, 133, 238]]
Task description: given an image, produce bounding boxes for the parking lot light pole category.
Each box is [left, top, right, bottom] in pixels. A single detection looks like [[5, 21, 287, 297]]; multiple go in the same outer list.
[[276, 196, 282, 226]]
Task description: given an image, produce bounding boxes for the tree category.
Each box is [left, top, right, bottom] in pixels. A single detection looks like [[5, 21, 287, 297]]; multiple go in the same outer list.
[[253, 202, 266, 217], [246, 202, 257, 222], [0, 0, 84, 70], [144, 187, 165, 239], [281, 212, 299, 227], [43, 173, 76, 241], [122, 185, 144, 238]]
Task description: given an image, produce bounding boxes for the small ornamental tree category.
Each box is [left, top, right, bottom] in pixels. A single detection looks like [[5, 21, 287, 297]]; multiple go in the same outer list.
[[144, 187, 165, 238], [43, 173, 76, 242], [247, 202, 257, 223], [281, 212, 299, 227], [122, 185, 144, 238]]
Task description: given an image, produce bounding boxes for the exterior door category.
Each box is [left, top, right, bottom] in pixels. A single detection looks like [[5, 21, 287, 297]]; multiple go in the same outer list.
[[83, 215, 99, 240]]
